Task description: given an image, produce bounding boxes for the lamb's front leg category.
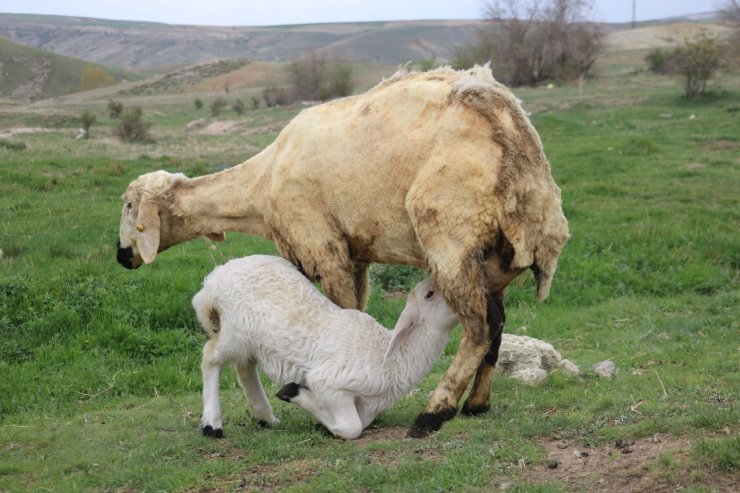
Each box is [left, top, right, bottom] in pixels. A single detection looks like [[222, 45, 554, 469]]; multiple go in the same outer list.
[[277, 384, 363, 439], [201, 339, 224, 438]]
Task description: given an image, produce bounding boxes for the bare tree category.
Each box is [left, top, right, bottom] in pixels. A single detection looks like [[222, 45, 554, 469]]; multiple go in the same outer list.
[[718, 0, 740, 61], [454, 0, 603, 86]]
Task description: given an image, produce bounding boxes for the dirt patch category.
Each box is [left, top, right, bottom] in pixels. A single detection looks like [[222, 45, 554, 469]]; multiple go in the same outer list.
[[515, 435, 737, 492], [354, 425, 408, 445], [200, 121, 240, 135], [707, 140, 739, 151], [242, 124, 284, 136], [0, 127, 51, 138]]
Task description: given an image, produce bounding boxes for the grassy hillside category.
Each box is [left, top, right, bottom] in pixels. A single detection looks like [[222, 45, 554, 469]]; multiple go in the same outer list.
[[0, 37, 145, 101], [0, 51, 738, 492]]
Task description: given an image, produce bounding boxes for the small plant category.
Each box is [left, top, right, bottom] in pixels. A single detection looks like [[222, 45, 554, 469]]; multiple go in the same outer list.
[[262, 85, 290, 108], [80, 110, 96, 138], [0, 138, 26, 151], [232, 98, 246, 115], [194, 98, 203, 110], [210, 97, 228, 116], [418, 54, 438, 72], [250, 96, 261, 109], [107, 100, 124, 119], [114, 106, 153, 143]]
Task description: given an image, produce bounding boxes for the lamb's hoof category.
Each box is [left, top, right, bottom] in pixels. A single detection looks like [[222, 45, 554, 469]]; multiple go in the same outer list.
[[257, 420, 272, 429], [202, 425, 224, 438], [461, 400, 490, 416], [407, 409, 457, 438], [276, 382, 302, 402]]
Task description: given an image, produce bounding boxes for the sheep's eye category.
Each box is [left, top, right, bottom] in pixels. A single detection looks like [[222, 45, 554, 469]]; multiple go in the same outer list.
[[425, 290, 435, 300], [126, 202, 133, 210]]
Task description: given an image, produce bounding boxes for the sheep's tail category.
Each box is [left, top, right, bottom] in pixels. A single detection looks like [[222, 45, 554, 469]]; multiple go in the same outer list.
[[192, 285, 221, 338]]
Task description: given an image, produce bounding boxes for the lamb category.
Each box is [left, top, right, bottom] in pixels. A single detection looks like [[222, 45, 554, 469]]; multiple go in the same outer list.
[[192, 255, 459, 440], [118, 65, 569, 436]]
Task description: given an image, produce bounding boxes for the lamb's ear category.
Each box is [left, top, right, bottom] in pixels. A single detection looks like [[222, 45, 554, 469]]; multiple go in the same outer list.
[[384, 309, 418, 362], [136, 201, 160, 264]]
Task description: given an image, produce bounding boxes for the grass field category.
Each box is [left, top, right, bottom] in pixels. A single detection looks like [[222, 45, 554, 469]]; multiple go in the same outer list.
[[1, 66, 738, 491]]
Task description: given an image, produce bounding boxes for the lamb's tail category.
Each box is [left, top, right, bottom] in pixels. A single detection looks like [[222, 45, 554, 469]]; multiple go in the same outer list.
[[192, 285, 221, 338]]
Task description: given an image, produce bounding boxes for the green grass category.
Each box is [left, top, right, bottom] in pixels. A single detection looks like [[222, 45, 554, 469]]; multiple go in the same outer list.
[[1, 68, 739, 491]]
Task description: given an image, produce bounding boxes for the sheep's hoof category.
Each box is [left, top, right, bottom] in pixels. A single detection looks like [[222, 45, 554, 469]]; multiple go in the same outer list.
[[202, 425, 224, 438], [407, 409, 457, 438], [461, 400, 490, 416], [257, 420, 271, 428], [276, 382, 302, 402]]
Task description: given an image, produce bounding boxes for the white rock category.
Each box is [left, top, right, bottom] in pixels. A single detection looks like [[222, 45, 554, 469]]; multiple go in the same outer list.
[[592, 360, 618, 378], [496, 334, 580, 385]]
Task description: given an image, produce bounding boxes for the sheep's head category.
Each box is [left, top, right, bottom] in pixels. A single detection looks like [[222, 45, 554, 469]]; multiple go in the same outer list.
[[384, 279, 458, 360], [117, 170, 189, 269]]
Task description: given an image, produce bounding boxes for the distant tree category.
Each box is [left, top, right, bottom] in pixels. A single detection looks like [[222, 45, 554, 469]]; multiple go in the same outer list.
[[675, 33, 723, 99], [114, 106, 153, 143], [718, 0, 740, 62], [80, 110, 96, 138], [210, 97, 228, 116], [232, 98, 246, 115], [454, 0, 603, 86], [80, 65, 116, 92], [194, 98, 204, 110], [107, 99, 124, 119]]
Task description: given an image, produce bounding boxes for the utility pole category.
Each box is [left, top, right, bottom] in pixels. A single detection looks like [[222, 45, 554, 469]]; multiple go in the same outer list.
[[632, 0, 636, 29]]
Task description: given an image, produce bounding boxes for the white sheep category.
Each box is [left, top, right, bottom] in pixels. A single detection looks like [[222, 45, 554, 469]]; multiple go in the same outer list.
[[193, 255, 458, 440], [119, 65, 569, 436]]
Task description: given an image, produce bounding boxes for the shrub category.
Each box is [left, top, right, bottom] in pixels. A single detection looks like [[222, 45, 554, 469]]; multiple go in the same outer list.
[[107, 100, 124, 119], [675, 33, 723, 100], [645, 48, 680, 75], [194, 98, 203, 110], [210, 97, 228, 116], [0, 138, 26, 151], [232, 98, 246, 115], [250, 96, 261, 109], [287, 55, 355, 101], [418, 55, 438, 72], [262, 85, 291, 108], [114, 106, 153, 143], [80, 110, 96, 138]]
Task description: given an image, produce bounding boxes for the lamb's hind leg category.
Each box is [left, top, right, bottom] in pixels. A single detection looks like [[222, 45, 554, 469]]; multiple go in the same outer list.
[[277, 384, 363, 439], [235, 359, 278, 427], [201, 339, 224, 438]]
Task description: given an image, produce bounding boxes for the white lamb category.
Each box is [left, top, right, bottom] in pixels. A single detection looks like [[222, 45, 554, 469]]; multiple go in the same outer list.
[[192, 255, 459, 440]]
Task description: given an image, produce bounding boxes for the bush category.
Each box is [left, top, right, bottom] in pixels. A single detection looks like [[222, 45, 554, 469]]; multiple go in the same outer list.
[[80, 110, 96, 138], [287, 55, 355, 101], [250, 96, 261, 109], [210, 97, 228, 116], [645, 48, 680, 75], [194, 98, 203, 110], [262, 85, 291, 108], [114, 106, 153, 143], [675, 34, 723, 100], [107, 100, 124, 119], [232, 98, 246, 115]]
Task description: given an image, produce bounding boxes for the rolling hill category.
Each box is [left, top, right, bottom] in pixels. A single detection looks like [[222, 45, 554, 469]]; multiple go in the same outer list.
[[0, 36, 145, 101], [0, 13, 478, 69]]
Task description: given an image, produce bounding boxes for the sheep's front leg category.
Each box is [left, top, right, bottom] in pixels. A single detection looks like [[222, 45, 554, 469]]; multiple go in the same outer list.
[[201, 339, 224, 438], [277, 384, 363, 440], [235, 359, 278, 427]]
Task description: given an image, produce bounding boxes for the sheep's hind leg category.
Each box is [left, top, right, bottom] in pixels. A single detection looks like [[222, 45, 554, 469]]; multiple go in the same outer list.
[[235, 359, 278, 427], [201, 339, 224, 438], [277, 384, 363, 439], [462, 293, 506, 415]]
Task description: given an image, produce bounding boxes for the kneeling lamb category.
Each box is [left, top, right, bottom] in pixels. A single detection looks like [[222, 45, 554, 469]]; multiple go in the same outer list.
[[192, 255, 459, 440]]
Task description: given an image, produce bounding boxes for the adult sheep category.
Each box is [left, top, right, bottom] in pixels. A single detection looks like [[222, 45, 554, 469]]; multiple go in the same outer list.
[[116, 66, 569, 437]]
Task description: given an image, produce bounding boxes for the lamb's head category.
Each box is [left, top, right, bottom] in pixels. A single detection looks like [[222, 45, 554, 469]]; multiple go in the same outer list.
[[117, 170, 190, 269], [384, 279, 459, 360]]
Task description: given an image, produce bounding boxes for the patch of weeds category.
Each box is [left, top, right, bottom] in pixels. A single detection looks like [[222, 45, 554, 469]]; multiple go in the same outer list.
[[370, 264, 425, 293], [692, 436, 739, 473], [0, 138, 27, 150]]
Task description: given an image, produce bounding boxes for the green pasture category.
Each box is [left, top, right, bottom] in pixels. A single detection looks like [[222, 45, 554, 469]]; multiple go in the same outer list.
[[1, 70, 738, 491]]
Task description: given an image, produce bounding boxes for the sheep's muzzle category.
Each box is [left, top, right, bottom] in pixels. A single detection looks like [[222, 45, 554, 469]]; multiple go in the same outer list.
[[116, 239, 139, 269]]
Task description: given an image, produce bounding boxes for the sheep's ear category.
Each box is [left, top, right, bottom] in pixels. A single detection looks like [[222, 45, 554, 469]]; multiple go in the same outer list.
[[384, 309, 417, 362], [137, 201, 160, 264]]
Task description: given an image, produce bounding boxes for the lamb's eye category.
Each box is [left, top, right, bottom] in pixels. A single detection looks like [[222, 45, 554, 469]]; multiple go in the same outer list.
[[425, 290, 435, 300], [126, 202, 133, 210]]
